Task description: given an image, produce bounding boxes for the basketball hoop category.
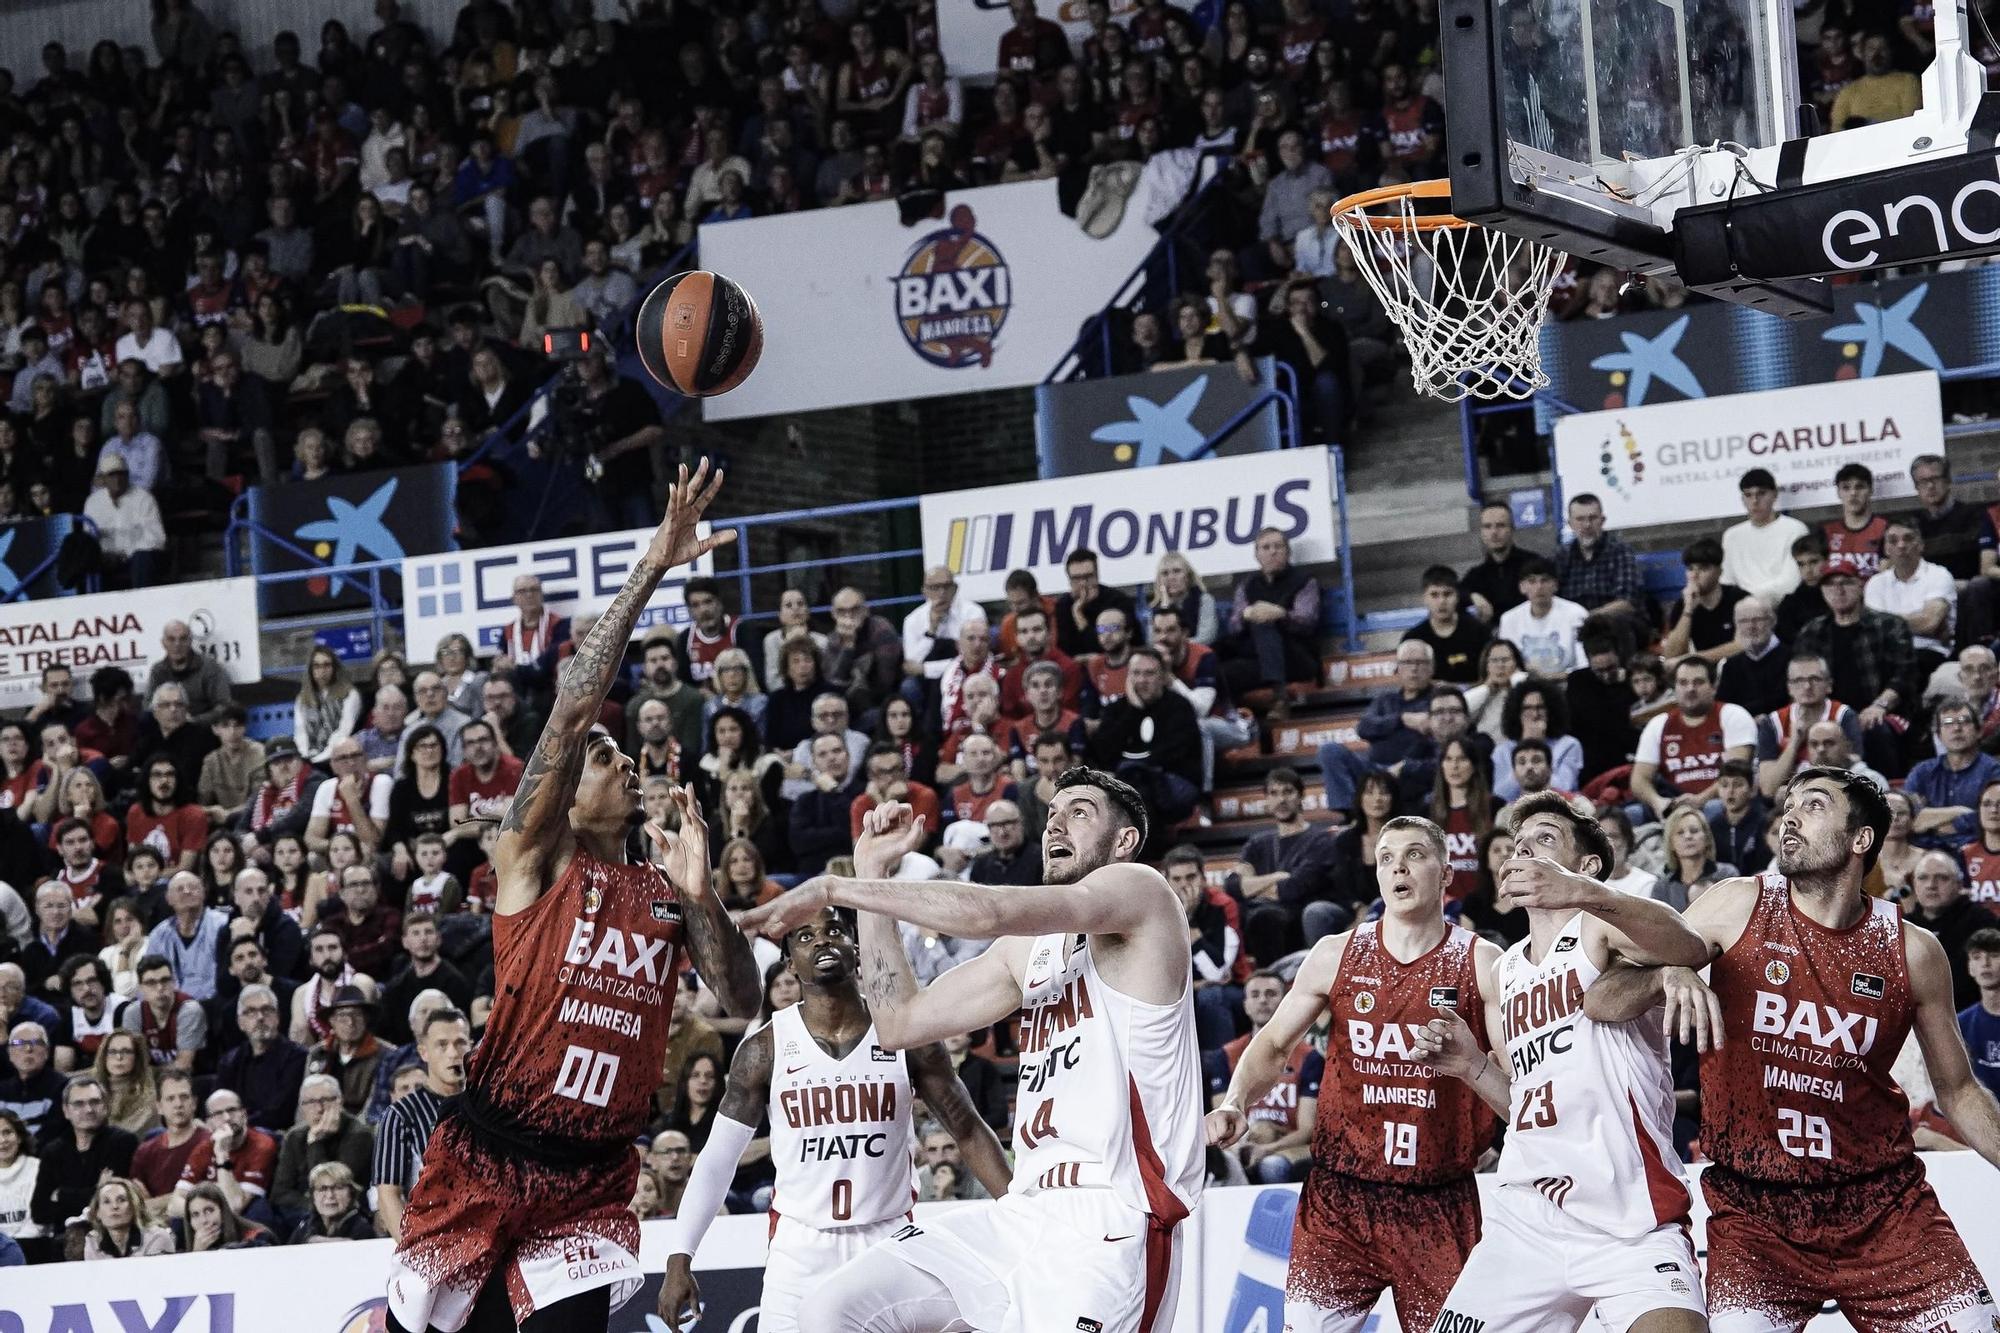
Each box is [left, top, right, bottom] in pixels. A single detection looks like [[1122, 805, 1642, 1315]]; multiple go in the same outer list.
[[1329, 179, 1567, 404]]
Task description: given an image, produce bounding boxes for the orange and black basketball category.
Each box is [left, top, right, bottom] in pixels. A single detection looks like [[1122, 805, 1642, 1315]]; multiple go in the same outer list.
[[634, 270, 764, 398]]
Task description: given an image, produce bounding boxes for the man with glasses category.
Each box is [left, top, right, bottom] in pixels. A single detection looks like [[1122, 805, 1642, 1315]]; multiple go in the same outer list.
[[781, 692, 870, 802], [401, 673, 468, 768], [1715, 595, 1790, 720], [324, 864, 403, 980], [126, 753, 208, 875], [1912, 453, 1997, 645], [133, 681, 217, 793], [823, 586, 905, 724], [968, 798, 1042, 886], [1904, 697, 2000, 847], [851, 741, 942, 848], [30, 1074, 136, 1231], [1318, 639, 1439, 819], [271, 1072, 374, 1233], [177, 1086, 281, 1220], [645, 1129, 693, 1195], [1721, 466, 1809, 603], [903, 564, 981, 694], [1957, 645, 2000, 747], [1053, 547, 1140, 660], [1081, 604, 1136, 715], [1757, 652, 1863, 800], [0, 1021, 63, 1140], [306, 737, 391, 858], [215, 981, 308, 1133]]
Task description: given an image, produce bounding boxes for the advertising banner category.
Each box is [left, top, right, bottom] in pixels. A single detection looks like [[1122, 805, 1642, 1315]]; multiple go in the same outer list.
[[920, 444, 1341, 602], [7, 1160, 1995, 1331], [401, 524, 715, 657], [936, 0, 1200, 78], [1551, 371, 1941, 530], [1035, 356, 1284, 478], [244, 464, 459, 617], [1537, 265, 2000, 433], [0, 576, 260, 713], [698, 179, 1162, 421]]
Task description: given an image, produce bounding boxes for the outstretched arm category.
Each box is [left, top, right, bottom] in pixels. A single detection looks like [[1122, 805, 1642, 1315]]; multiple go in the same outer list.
[[856, 906, 1026, 1050], [909, 1041, 1013, 1198], [1413, 939, 1511, 1115], [494, 461, 734, 912], [1500, 855, 1711, 969], [1908, 927, 2000, 1169], [1209, 933, 1342, 1146]]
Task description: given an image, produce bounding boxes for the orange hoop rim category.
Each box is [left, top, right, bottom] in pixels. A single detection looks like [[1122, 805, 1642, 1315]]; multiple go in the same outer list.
[[1329, 178, 1468, 232]]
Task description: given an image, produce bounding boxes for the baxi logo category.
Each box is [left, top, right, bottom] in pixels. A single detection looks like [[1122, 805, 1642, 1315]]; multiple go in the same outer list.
[[894, 204, 1011, 369]]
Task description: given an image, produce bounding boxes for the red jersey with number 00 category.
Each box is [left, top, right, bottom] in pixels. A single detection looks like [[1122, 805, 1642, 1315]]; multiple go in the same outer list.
[[1701, 873, 1914, 1188], [467, 847, 685, 1144], [1312, 922, 1494, 1186]]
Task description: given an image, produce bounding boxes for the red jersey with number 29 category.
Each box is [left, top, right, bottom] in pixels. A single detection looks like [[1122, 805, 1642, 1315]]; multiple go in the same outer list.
[[468, 847, 685, 1144], [1315, 922, 1494, 1185], [1701, 872, 1914, 1188]]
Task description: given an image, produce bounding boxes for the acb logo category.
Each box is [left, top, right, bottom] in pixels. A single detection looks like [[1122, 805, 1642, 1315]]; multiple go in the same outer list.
[[894, 203, 1011, 369]]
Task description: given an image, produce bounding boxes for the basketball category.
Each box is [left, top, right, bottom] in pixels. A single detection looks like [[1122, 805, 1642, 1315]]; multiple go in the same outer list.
[[634, 270, 765, 398]]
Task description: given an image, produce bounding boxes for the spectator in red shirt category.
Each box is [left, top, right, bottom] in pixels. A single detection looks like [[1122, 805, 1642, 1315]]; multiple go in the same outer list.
[[122, 951, 205, 1071], [128, 1069, 210, 1220], [74, 666, 139, 786], [445, 717, 522, 880], [996, 0, 1072, 83], [943, 733, 1020, 827], [677, 576, 757, 693], [998, 604, 1082, 717], [851, 741, 943, 844], [178, 1087, 280, 1221], [126, 755, 209, 875], [1001, 661, 1084, 780]]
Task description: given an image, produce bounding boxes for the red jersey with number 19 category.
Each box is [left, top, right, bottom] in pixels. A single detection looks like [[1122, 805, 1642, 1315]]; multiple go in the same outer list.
[[470, 847, 686, 1143]]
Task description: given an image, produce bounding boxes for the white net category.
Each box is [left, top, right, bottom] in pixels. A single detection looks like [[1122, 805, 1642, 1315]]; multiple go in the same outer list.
[[1330, 190, 1568, 403]]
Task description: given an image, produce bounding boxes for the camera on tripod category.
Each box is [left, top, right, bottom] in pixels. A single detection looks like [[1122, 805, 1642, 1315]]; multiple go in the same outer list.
[[539, 328, 611, 481]]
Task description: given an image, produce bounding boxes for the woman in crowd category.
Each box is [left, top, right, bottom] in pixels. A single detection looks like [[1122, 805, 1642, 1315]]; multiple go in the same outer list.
[[763, 637, 835, 753], [873, 695, 938, 789], [695, 706, 784, 822], [1875, 790, 1924, 898], [294, 646, 361, 765], [1597, 808, 1660, 899], [385, 724, 451, 888], [97, 898, 150, 996], [83, 1177, 174, 1260], [1627, 653, 1672, 725], [714, 767, 792, 876], [0, 722, 46, 812], [38, 767, 123, 866], [433, 633, 486, 716], [363, 652, 410, 716], [1491, 679, 1583, 799], [1458, 827, 1528, 946], [174, 1182, 272, 1252], [1462, 639, 1525, 742], [326, 193, 398, 306], [290, 1161, 377, 1243], [756, 958, 802, 1031], [520, 256, 585, 346], [705, 648, 768, 732], [94, 1030, 159, 1136], [0, 1110, 43, 1256], [292, 426, 338, 485], [1655, 806, 1737, 912], [231, 292, 302, 389], [200, 830, 244, 904], [663, 1052, 726, 1152], [302, 830, 366, 930], [269, 834, 313, 918], [715, 836, 781, 912], [1328, 770, 1401, 922], [761, 589, 827, 691], [1150, 551, 1218, 645], [1428, 736, 1500, 903]]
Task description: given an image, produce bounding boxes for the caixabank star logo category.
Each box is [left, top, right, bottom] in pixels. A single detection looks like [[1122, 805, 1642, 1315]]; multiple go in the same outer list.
[[893, 204, 1010, 369]]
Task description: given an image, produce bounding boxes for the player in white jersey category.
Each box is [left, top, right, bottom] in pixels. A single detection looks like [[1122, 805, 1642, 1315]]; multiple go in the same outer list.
[[742, 767, 1205, 1333], [658, 906, 1009, 1333], [1415, 792, 1715, 1333]]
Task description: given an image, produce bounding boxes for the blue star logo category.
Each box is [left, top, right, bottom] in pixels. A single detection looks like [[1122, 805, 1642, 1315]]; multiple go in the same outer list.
[[1088, 377, 1211, 467], [294, 479, 405, 592], [1822, 283, 1942, 377], [0, 529, 18, 599], [1588, 314, 1705, 405]]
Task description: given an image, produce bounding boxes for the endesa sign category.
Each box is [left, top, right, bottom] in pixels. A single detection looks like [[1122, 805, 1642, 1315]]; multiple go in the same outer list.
[[401, 525, 713, 657], [1552, 371, 1942, 530], [920, 446, 1342, 602], [0, 577, 261, 712]]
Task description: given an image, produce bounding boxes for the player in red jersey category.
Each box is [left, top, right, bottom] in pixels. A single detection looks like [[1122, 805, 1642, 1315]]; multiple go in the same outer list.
[[385, 462, 762, 1333], [1589, 766, 2000, 1332], [1209, 815, 1500, 1333]]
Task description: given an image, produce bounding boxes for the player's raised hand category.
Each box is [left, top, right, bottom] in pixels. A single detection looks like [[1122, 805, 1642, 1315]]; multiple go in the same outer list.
[[854, 801, 927, 879], [659, 1253, 702, 1330], [646, 784, 712, 888], [1205, 1104, 1249, 1149], [1411, 1009, 1482, 1078], [1499, 855, 1603, 913], [1659, 965, 1726, 1052], [737, 877, 833, 938], [647, 457, 738, 570]]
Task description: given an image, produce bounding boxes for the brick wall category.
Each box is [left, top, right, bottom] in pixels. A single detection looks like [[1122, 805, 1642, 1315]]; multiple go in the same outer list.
[[664, 386, 1038, 620]]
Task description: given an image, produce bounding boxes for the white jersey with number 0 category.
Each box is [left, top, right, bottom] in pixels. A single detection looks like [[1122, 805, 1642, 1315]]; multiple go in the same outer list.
[[1012, 932, 1204, 1225], [766, 1004, 917, 1230], [1492, 912, 1691, 1239]]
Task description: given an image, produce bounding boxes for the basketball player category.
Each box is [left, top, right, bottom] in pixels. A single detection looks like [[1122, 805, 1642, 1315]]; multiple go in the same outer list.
[[658, 905, 1012, 1331], [1414, 792, 1714, 1333], [385, 462, 764, 1333], [1208, 814, 1500, 1333], [741, 773, 1204, 1333], [1585, 766, 2000, 1333]]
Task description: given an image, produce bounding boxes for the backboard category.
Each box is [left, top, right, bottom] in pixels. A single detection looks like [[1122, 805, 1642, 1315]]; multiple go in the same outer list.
[[1442, 0, 2000, 315]]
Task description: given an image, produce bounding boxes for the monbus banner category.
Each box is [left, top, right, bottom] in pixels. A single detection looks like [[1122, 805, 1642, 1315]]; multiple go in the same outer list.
[[1551, 371, 1941, 529]]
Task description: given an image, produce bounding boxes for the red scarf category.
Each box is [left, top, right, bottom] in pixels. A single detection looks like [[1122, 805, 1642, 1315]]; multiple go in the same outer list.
[[251, 767, 309, 830]]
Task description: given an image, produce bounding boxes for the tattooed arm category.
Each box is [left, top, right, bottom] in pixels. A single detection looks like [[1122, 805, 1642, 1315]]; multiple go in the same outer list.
[[908, 1040, 1013, 1198], [493, 461, 736, 914], [856, 908, 1026, 1050]]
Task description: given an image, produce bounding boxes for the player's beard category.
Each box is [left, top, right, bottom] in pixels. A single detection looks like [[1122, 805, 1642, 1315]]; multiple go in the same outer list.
[[1775, 825, 1848, 878], [1046, 830, 1112, 884]]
